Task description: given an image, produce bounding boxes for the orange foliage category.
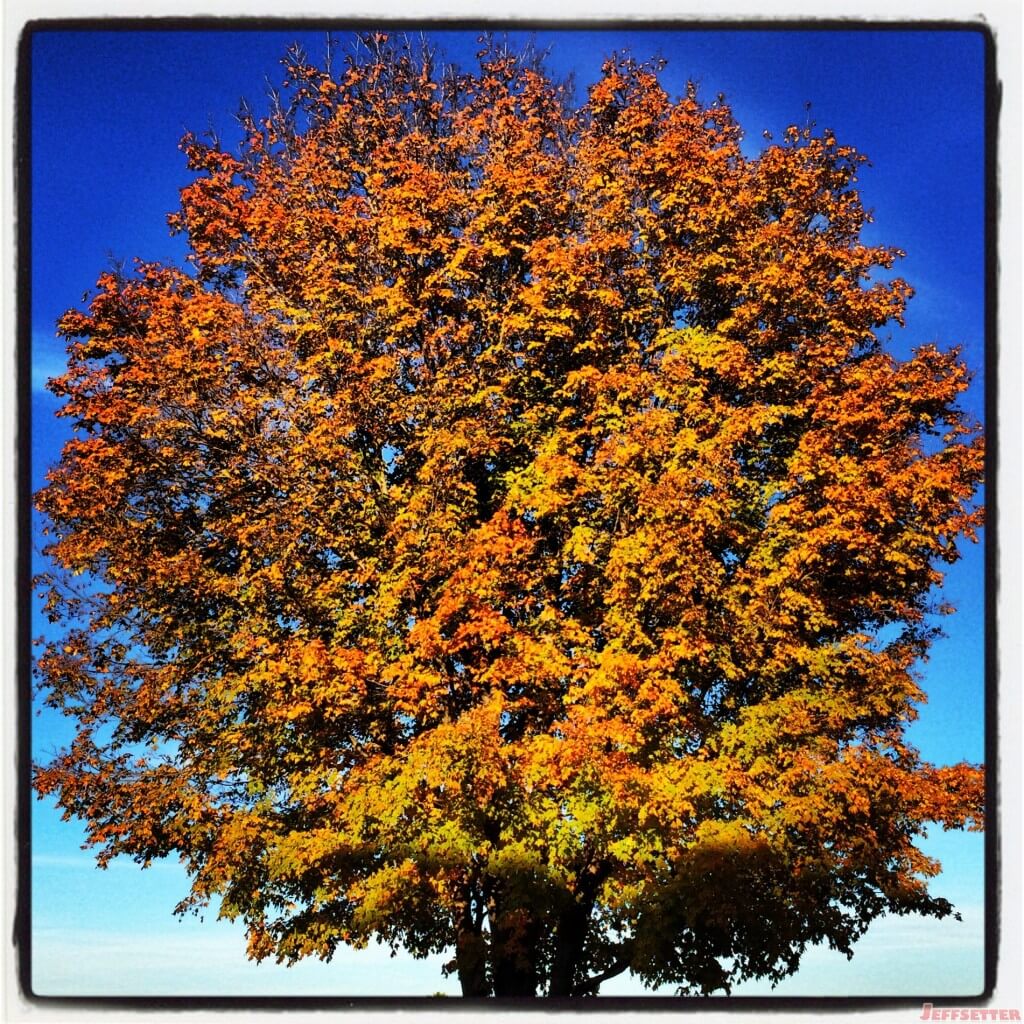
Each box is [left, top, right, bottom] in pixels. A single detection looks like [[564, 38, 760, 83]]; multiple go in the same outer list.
[[34, 36, 984, 997]]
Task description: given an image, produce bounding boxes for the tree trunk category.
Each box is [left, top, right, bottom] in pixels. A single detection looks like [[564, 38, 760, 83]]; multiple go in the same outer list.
[[489, 893, 540, 997], [455, 888, 490, 997], [492, 940, 538, 998], [456, 928, 489, 997], [549, 862, 611, 997], [548, 900, 589, 997]]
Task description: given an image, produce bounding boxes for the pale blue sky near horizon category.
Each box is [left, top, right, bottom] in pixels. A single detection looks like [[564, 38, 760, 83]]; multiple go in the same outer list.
[[28, 25, 988, 999]]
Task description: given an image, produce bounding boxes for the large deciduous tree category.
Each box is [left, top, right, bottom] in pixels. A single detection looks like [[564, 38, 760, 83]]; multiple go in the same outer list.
[[35, 35, 984, 998]]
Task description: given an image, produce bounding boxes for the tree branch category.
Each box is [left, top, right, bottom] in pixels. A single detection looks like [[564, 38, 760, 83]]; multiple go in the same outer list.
[[572, 946, 633, 996]]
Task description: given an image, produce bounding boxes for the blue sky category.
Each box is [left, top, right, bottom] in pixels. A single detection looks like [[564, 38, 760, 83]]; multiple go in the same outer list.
[[28, 25, 988, 999]]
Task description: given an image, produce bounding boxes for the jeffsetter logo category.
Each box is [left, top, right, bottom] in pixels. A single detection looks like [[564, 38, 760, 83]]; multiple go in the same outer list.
[[920, 1006, 1021, 1020]]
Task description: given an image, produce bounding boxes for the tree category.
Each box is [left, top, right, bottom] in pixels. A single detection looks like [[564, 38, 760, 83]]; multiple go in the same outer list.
[[34, 34, 985, 998]]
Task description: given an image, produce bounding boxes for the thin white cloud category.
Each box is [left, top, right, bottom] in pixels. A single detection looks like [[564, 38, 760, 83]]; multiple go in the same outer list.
[[31, 329, 70, 394], [32, 852, 181, 873], [31, 924, 458, 997]]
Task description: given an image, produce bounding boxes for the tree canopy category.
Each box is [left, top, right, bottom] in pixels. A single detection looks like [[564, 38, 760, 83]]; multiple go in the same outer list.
[[35, 34, 984, 998]]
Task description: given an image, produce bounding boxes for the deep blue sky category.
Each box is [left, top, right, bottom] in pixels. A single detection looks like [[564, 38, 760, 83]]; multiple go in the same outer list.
[[29, 26, 988, 997]]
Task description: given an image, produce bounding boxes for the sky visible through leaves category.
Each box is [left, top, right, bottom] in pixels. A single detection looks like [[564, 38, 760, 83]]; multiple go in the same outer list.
[[28, 25, 986, 997]]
